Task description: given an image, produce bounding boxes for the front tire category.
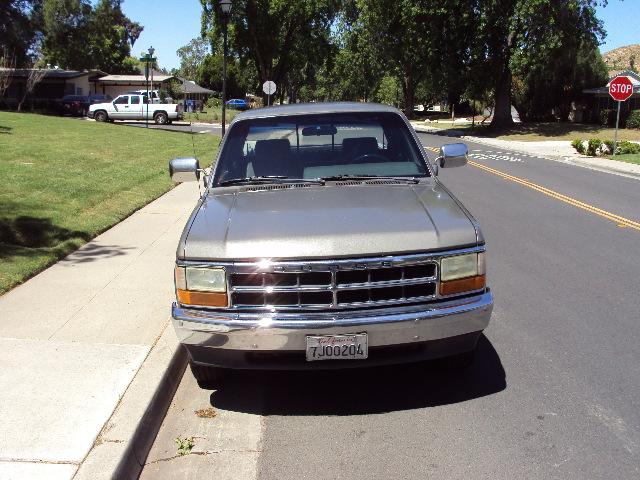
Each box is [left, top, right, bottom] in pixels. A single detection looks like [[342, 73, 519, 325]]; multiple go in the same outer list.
[[190, 362, 227, 388], [154, 112, 168, 124], [94, 110, 108, 122]]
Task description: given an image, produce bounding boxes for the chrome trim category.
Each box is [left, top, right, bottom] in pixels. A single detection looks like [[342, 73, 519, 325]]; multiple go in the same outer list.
[[176, 247, 484, 311], [176, 246, 483, 270], [171, 291, 493, 351]]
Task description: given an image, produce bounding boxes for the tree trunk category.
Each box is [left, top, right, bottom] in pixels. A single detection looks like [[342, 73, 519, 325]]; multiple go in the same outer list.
[[402, 75, 415, 120], [491, 66, 514, 128]]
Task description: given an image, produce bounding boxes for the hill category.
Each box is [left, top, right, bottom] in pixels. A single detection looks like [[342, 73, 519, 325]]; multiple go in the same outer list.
[[602, 44, 640, 72]]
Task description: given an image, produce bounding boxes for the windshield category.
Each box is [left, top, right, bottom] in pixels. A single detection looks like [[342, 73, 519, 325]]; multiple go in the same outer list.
[[212, 112, 430, 186]]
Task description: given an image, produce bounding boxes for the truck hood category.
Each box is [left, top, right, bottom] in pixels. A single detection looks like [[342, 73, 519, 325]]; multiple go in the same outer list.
[[180, 182, 478, 260]]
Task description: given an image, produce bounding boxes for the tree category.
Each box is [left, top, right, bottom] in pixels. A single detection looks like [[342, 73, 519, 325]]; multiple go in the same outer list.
[[200, 0, 340, 101], [88, 0, 143, 73], [0, 48, 17, 99], [0, 0, 42, 67], [355, 0, 449, 118], [176, 38, 209, 80], [475, 0, 606, 127], [17, 62, 46, 111], [40, 0, 142, 72]]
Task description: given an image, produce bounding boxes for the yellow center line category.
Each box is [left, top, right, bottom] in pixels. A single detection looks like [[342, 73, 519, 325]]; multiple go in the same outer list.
[[467, 160, 640, 232]]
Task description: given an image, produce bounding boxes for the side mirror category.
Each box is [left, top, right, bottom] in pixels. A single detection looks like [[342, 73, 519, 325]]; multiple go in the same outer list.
[[438, 143, 468, 168], [169, 157, 200, 183]]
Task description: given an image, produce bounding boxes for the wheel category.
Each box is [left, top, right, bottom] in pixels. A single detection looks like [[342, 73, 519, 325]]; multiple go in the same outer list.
[[154, 112, 168, 124], [190, 362, 227, 388], [94, 110, 108, 122]]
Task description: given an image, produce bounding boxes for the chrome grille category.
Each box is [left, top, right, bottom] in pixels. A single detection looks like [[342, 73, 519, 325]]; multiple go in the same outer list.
[[229, 259, 437, 310]]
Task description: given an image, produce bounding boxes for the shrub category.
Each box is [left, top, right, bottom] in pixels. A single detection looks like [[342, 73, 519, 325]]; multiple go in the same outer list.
[[626, 110, 640, 129], [616, 140, 640, 155], [571, 139, 586, 154], [587, 138, 603, 156], [604, 140, 615, 154]]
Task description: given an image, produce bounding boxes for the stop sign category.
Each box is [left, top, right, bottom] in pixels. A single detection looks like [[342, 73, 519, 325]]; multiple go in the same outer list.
[[609, 76, 634, 101]]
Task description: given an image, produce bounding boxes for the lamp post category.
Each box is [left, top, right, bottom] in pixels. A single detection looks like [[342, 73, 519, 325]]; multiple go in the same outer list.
[[220, 0, 232, 137], [139, 46, 156, 128]]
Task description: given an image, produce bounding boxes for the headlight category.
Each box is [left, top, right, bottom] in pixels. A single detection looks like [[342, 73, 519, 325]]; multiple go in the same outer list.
[[440, 252, 485, 296], [175, 266, 228, 307]]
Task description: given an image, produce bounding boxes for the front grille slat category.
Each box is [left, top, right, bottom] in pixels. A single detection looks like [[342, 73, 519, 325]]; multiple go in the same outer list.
[[228, 259, 438, 310]]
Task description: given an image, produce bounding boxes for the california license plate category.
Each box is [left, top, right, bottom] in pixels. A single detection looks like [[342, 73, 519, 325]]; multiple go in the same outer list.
[[305, 334, 368, 361]]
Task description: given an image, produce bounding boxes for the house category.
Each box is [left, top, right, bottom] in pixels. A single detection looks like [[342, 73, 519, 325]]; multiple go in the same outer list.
[[583, 70, 640, 123], [0, 68, 107, 108], [96, 72, 176, 98]]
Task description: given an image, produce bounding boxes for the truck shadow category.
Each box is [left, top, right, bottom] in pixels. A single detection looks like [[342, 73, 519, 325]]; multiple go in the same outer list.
[[208, 334, 505, 416]]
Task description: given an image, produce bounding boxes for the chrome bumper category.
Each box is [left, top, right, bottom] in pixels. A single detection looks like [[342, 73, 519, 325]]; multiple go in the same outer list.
[[172, 290, 493, 352]]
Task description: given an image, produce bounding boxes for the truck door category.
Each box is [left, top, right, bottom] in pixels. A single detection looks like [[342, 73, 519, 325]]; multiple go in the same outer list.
[[129, 95, 143, 119], [110, 95, 129, 119]]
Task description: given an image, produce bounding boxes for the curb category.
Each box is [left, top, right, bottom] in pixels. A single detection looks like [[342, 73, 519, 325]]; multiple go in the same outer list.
[[412, 124, 640, 181], [113, 343, 188, 480], [73, 325, 188, 480]]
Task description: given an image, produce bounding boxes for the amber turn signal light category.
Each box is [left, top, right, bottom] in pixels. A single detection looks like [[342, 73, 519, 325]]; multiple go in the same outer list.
[[440, 275, 485, 296], [177, 289, 228, 307]]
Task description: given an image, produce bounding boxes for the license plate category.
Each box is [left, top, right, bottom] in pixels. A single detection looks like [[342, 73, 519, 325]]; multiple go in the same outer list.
[[305, 334, 368, 361]]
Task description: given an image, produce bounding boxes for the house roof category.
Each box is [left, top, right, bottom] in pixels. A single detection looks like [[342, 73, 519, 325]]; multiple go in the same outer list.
[[180, 80, 215, 94], [0, 68, 107, 79], [583, 71, 640, 95], [98, 74, 175, 83]]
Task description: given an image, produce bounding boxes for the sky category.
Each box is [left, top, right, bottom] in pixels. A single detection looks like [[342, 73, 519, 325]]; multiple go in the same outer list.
[[120, 0, 204, 71], [120, 0, 638, 71]]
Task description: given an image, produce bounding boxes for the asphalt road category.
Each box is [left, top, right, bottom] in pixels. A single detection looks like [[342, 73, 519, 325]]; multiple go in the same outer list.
[[140, 132, 640, 479]]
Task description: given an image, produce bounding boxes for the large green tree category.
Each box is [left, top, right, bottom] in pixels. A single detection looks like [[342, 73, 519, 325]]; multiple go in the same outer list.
[[40, 0, 142, 72], [476, 0, 607, 127], [200, 0, 340, 100], [176, 37, 210, 80], [0, 0, 43, 66]]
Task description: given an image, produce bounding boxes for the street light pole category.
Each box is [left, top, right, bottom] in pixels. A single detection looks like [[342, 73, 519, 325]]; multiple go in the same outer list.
[[220, 0, 232, 137], [139, 46, 156, 129]]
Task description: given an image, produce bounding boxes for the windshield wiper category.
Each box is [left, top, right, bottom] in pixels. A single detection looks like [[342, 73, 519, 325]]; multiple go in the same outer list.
[[319, 175, 422, 184], [218, 176, 325, 187]]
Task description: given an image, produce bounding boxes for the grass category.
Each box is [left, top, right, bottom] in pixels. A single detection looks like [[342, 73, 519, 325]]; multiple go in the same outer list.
[[0, 112, 219, 294], [424, 121, 640, 142], [183, 106, 241, 124], [610, 153, 640, 165]]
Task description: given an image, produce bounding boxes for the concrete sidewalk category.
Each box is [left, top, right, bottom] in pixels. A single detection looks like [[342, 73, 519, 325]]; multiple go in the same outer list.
[[0, 181, 199, 479], [411, 122, 640, 180]]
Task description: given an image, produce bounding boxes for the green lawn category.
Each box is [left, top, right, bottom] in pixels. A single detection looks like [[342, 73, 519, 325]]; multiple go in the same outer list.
[[0, 112, 219, 294], [425, 121, 640, 142], [610, 153, 640, 165], [183, 106, 241, 124]]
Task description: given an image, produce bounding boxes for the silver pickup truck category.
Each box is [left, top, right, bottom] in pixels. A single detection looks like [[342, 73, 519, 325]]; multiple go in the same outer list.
[[169, 102, 493, 386]]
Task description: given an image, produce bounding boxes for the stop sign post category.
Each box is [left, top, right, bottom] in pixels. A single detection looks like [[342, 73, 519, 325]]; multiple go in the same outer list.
[[609, 76, 634, 155]]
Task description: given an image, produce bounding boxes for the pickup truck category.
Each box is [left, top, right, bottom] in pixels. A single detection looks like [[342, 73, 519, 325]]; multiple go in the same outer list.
[[88, 93, 183, 124], [168, 102, 493, 387]]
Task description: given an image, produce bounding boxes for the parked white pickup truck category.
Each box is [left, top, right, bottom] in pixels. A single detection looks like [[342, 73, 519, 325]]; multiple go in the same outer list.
[[88, 93, 183, 124]]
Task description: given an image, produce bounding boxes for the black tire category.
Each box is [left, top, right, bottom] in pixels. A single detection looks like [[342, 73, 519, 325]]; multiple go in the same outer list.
[[154, 111, 168, 124], [94, 110, 108, 122], [190, 362, 227, 388]]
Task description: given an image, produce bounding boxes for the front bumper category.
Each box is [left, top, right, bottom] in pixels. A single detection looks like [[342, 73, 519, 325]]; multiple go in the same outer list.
[[172, 290, 493, 369], [87, 111, 95, 119]]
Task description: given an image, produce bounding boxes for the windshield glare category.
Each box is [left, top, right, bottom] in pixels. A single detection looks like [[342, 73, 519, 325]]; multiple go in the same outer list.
[[213, 112, 430, 186]]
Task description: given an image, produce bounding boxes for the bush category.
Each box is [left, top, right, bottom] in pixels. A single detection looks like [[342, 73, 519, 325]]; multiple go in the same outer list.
[[626, 110, 640, 129], [571, 139, 586, 154], [587, 138, 603, 156], [616, 140, 640, 155]]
